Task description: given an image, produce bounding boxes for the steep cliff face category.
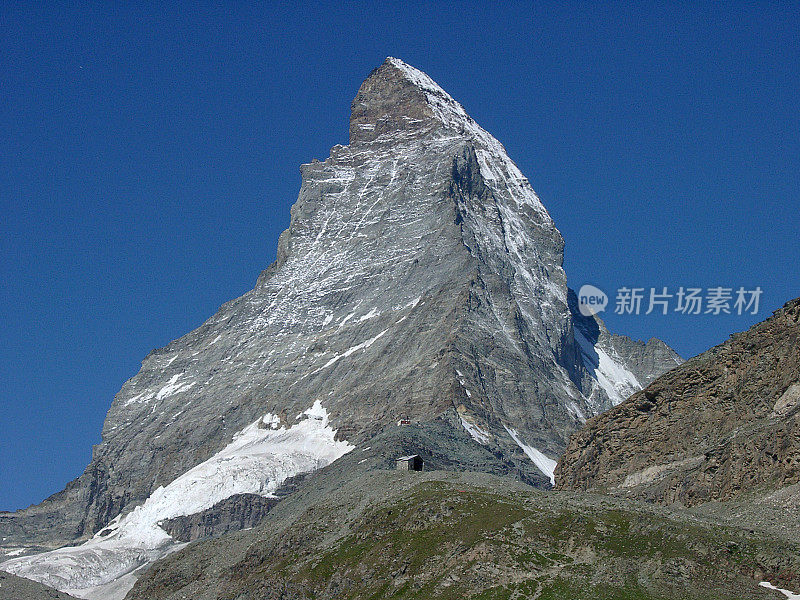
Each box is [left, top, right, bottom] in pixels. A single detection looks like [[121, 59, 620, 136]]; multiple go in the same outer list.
[[556, 297, 800, 506], [2, 58, 680, 597]]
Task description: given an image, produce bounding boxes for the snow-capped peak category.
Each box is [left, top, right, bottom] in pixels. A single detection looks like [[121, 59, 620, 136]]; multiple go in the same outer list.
[[383, 57, 502, 150], [358, 57, 549, 218]]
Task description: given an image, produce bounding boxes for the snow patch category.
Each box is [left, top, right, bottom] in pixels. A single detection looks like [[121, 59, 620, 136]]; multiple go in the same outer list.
[[504, 425, 557, 485], [155, 374, 195, 401], [760, 582, 800, 599], [566, 401, 587, 423], [460, 415, 490, 445], [357, 307, 380, 322], [313, 329, 388, 373], [338, 311, 357, 327], [123, 391, 154, 407]]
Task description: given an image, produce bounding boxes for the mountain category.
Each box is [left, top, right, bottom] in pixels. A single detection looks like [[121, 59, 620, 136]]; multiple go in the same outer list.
[[555, 297, 800, 506], [1, 58, 680, 598]]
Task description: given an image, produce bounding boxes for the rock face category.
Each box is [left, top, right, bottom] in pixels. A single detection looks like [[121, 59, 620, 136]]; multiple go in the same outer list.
[[159, 494, 279, 543], [1, 58, 680, 595], [556, 297, 800, 506]]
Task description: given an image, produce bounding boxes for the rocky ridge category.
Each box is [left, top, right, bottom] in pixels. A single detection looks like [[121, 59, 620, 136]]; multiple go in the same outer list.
[[0, 571, 79, 600], [555, 297, 800, 506]]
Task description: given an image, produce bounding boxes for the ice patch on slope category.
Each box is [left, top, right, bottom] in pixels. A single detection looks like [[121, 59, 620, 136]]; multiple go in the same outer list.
[[155, 373, 195, 401], [566, 400, 587, 423], [123, 391, 153, 406], [0, 401, 353, 598], [460, 415, 490, 445], [574, 330, 642, 408], [358, 307, 380, 322], [311, 329, 388, 374], [760, 582, 800, 599], [504, 425, 557, 485]]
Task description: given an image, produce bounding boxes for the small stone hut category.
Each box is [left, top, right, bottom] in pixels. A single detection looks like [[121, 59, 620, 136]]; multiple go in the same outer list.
[[396, 454, 424, 471]]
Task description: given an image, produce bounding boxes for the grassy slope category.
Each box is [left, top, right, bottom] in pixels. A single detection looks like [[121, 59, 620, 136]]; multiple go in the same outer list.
[[131, 472, 799, 600]]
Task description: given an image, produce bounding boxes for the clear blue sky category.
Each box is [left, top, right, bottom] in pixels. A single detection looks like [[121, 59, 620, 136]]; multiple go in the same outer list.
[[2, 2, 798, 511]]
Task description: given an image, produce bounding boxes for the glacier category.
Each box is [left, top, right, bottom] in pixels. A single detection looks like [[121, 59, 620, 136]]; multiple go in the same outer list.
[[1, 401, 353, 598]]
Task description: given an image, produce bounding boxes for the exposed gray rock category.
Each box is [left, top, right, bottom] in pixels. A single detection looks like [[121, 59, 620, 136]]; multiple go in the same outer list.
[[159, 474, 305, 543], [159, 494, 279, 543]]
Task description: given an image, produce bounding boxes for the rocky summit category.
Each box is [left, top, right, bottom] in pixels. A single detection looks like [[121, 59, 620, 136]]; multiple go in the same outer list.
[[1, 58, 680, 598], [555, 297, 800, 506]]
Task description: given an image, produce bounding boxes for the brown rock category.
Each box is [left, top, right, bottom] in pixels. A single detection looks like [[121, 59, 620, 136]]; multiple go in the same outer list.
[[555, 297, 800, 506]]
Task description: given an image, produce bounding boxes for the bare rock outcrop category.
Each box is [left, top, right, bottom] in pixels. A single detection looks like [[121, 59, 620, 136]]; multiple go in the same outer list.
[[555, 297, 800, 506]]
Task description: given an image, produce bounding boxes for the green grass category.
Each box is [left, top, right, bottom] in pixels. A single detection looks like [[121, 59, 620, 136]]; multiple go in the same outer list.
[[265, 480, 795, 600]]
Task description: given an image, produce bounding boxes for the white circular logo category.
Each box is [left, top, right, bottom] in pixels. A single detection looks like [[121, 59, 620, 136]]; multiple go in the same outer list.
[[578, 284, 608, 316]]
